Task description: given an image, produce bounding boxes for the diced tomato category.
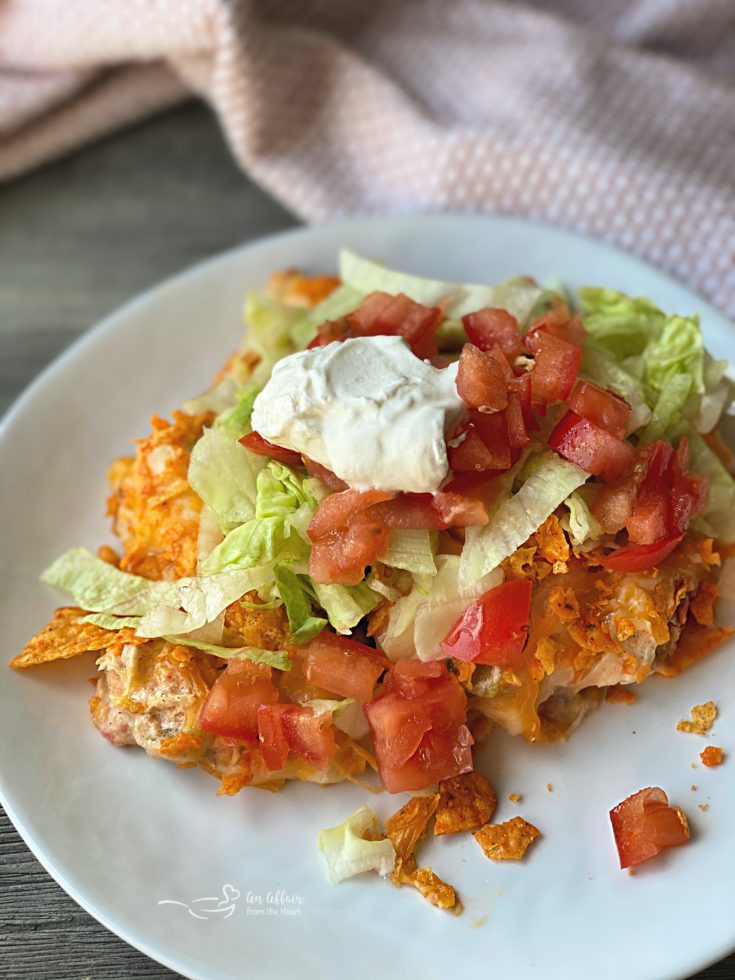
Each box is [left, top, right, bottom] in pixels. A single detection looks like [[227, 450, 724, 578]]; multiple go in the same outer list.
[[671, 472, 709, 532], [302, 456, 348, 491], [599, 534, 684, 572], [548, 411, 634, 481], [365, 662, 473, 793], [257, 704, 289, 770], [258, 704, 338, 771], [440, 579, 532, 667], [307, 318, 351, 348], [367, 491, 487, 530], [347, 291, 442, 358], [239, 431, 303, 468], [625, 494, 669, 544], [506, 392, 530, 448], [198, 662, 279, 741], [309, 513, 390, 585], [442, 472, 505, 509], [609, 787, 690, 869], [447, 424, 500, 473], [568, 380, 631, 439], [456, 344, 509, 412], [526, 307, 586, 348], [307, 488, 392, 541], [462, 308, 522, 357], [303, 633, 389, 702], [448, 410, 512, 473], [528, 332, 582, 406], [431, 491, 489, 527]]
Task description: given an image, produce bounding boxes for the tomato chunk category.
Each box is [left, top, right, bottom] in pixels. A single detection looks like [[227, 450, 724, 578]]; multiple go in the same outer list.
[[548, 411, 634, 481], [303, 633, 389, 702], [462, 307, 521, 356], [448, 410, 512, 473], [302, 456, 348, 491], [309, 513, 390, 585], [456, 344, 509, 412], [239, 431, 303, 468], [258, 704, 338, 771], [307, 488, 392, 541], [198, 661, 279, 741], [526, 307, 586, 348], [599, 534, 684, 572], [528, 332, 582, 406], [441, 579, 532, 667], [346, 291, 442, 358], [609, 787, 690, 868], [367, 491, 487, 530], [307, 318, 352, 348], [365, 662, 473, 793], [569, 380, 631, 439]]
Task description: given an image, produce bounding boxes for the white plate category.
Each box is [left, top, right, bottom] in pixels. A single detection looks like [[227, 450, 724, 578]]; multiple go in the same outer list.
[[1, 214, 734, 980]]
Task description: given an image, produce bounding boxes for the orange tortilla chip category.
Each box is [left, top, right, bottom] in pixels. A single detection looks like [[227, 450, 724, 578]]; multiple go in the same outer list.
[[386, 793, 439, 867], [10, 607, 116, 670], [677, 701, 717, 735], [392, 862, 459, 912], [700, 745, 724, 767], [605, 686, 637, 705], [690, 581, 719, 627], [658, 623, 733, 677], [434, 772, 497, 836], [534, 515, 570, 565], [474, 816, 541, 861]]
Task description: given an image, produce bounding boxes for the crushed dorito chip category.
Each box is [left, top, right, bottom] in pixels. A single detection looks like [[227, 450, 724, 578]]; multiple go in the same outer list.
[[10, 607, 117, 669], [508, 792, 522, 803], [701, 745, 724, 767], [474, 816, 540, 861], [393, 861, 460, 912], [534, 514, 570, 565], [386, 793, 439, 869], [690, 581, 719, 627], [434, 771, 497, 836], [605, 686, 637, 705], [677, 701, 717, 735]]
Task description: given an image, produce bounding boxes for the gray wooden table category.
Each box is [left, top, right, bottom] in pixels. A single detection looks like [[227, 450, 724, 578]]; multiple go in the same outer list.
[[0, 102, 731, 980]]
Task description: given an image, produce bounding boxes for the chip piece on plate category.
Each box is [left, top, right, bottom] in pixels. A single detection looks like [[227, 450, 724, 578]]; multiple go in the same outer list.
[[10, 607, 118, 669], [434, 771, 497, 836], [474, 816, 541, 861], [677, 701, 718, 735]]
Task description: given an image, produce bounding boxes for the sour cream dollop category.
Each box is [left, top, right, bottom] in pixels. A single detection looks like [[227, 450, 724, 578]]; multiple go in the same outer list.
[[250, 335, 464, 493]]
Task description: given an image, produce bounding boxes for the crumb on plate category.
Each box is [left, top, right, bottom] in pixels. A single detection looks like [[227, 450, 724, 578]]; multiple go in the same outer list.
[[474, 816, 540, 862], [677, 701, 717, 735], [700, 745, 724, 767]]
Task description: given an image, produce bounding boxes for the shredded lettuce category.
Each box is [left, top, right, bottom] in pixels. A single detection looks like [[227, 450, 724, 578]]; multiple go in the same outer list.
[[578, 286, 730, 442], [308, 698, 370, 739], [688, 435, 735, 543], [274, 564, 327, 643], [460, 454, 589, 587], [188, 427, 265, 533], [380, 554, 504, 662], [562, 488, 603, 550], [43, 547, 275, 638], [182, 376, 241, 416], [201, 462, 316, 573], [318, 805, 395, 884], [213, 384, 260, 439], [163, 635, 290, 670], [243, 291, 302, 385], [380, 529, 437, 575], [340, 248, 547, 324], [312, 580, 381, 635]]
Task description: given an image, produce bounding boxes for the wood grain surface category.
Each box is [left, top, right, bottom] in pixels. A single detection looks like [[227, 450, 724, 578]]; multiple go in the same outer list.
[[0, 101, 731, 980]]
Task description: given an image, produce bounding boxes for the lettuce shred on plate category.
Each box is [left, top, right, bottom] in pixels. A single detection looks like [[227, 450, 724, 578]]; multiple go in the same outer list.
[[11, 251, 735, 898]]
